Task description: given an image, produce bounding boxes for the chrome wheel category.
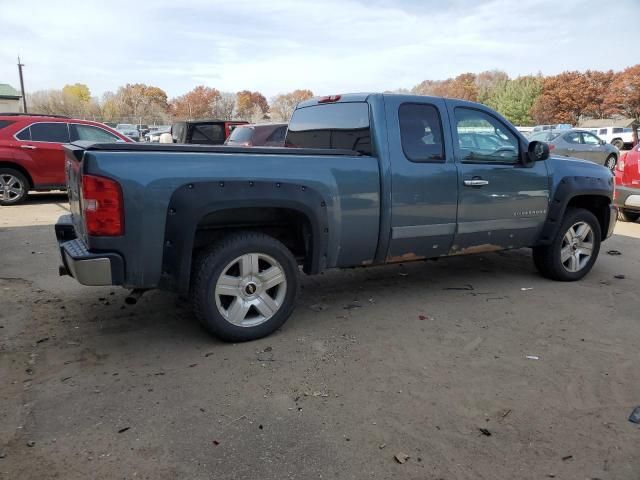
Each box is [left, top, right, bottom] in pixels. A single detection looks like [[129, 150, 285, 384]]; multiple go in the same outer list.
[[0, 174, 24, 203], [214, 253, 287, 327], [605, 156, 616, 171], [560, 221, 594, 273]]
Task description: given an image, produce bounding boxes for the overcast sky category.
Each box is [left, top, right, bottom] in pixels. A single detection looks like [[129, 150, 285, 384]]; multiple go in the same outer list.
[[1, 0, 639, 100]]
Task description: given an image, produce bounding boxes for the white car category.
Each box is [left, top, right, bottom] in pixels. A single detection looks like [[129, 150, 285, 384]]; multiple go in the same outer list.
[[595, 127, 634, 149]]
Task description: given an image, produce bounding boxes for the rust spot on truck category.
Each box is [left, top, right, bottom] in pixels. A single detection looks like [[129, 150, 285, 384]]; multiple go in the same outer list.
[[449, 244, 503, 256], [385, 252, 426, 264]]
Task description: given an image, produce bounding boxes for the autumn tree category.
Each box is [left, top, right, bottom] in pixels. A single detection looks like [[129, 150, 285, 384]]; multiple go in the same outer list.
[[62, 83, 92, 103], [211, 92, 237, 120], [412, 73, 478, 101], [530, 71, 591, 125], [170, 85, 221, 119], [582, 70, 615, 119], [604, 65, 640, 145], [475, 70, 509, 105], [488, 76, 542, 126], [270, 89, 314, 121], [28, 87, 100, 118], [235, 90, 269, 121], [101, 83, 169, 123]]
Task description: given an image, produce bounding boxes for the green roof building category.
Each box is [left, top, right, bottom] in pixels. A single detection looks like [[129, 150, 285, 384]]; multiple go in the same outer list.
[[0, 83, 23, 113]]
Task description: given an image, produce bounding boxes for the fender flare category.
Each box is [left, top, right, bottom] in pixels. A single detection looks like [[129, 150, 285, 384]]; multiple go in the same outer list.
[[538, 175, 613, 245], [160, 180, 329, 292]]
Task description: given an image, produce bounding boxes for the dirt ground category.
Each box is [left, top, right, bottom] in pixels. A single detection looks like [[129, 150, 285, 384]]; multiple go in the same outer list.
[[1, 193, 639, 480]]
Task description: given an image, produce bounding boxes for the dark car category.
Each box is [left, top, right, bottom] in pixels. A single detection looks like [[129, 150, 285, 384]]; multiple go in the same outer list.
[[224, 123, 288, 147], [529, 129, 618, 170], [171, 120, 248, 145]]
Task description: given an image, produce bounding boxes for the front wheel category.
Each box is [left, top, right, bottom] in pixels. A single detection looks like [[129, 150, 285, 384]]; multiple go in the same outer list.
[[191, 232, 299, 342], [0, 168, 29, 206], [618, 209, 640, 223], [532, 208, 601, 281]]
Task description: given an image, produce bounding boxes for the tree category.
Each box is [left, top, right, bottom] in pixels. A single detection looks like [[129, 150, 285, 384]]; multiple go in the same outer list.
[[475, 70, 509, 105], [101, 83, 169, 123], [412, 73, 478, 101], [582, 70, 615, 119], [489, 76, 542, 126], [28, 88, 100, 118], [211, 92, 237, 120], [235, 90, 269, 121], [170, 85, 221, 120], [270, 89, 314, 121], [530, 71, 590, 125], [62, 83, 91, 103], [604, 65, 640, 145]]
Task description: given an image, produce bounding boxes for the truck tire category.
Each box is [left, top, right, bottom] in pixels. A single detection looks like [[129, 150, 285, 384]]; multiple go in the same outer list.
[[618, 209, 640, 223], [532, 208, 601, 281], [0, 168, 29, 206], [191, 232, 299, 342]]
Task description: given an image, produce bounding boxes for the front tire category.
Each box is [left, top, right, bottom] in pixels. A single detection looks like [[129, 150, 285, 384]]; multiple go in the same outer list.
[[191, 232, 299, 342], [0, 168, 29, 206], [618, 209, 640, 223], [532, 208, 601, 281]]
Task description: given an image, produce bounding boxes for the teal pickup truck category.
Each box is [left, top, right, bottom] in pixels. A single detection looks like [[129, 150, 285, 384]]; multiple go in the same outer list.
[[55, 93, 616, 341]]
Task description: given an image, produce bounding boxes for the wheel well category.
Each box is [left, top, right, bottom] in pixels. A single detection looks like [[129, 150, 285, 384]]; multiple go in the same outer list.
[[0, 161, 33, 188], [566, 195, 610, 239], [193, 207, 314, 272]]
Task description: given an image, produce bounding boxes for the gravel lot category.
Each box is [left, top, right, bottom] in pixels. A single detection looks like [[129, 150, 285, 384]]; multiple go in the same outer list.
[[1, 194, 639, 480]]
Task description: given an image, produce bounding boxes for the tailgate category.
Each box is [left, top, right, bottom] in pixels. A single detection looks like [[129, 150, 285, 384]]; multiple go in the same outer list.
[[63, 144, 86, 241]]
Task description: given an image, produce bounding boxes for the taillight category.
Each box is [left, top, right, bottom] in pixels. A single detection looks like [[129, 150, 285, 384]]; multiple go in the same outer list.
[[81, 174, 124, 236]]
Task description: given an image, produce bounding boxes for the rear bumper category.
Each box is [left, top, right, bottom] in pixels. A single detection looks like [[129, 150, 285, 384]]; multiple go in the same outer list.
[[615, 185, 640, 212], [55, 215, 124, 286]]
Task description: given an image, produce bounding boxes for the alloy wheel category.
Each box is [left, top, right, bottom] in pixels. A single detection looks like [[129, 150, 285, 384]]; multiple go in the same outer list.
[[0, 174, 24, 203], [560, 221, 594, 273]]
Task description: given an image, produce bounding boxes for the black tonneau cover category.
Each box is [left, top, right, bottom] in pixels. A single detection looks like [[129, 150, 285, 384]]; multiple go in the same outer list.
[[65, 141, 362, 161]]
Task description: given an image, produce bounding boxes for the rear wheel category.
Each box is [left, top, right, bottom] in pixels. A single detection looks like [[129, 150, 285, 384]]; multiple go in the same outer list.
[[611, 138, 624, 149], [532, 208, 601, 281], [191, 232, 299, 342], [0, 168, 29, 206], [618, 209, 640, 223], [605, 155, 617, 171]]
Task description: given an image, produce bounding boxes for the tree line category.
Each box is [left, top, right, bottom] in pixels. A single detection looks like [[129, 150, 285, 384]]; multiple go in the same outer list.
[[26, 64, 640, 134]]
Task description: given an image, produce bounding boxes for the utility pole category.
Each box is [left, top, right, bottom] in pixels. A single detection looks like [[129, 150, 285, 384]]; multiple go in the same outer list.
[[17, 57, 27, 113]]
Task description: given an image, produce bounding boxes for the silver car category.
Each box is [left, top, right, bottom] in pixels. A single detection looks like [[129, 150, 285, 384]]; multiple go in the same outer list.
[[529, 129, 618, 170]]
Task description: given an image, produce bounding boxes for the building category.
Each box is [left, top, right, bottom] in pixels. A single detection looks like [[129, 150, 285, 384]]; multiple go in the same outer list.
[[0, 83, 23, 113], [579, 118, 636, 129]]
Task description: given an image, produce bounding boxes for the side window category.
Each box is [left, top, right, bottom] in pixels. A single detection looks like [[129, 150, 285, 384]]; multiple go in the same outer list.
[[581, 132, 600, 145], [563, 132, 582, 144], [267, 126, 287, 143], [29, 122, 70, 143], [454, 108, 519, 163], [612, 127, 623, 134], [191, 124, 224, 144], [399, 103, 445, 162], [70, 124, 120, 143], [16, 127, 31, 140]]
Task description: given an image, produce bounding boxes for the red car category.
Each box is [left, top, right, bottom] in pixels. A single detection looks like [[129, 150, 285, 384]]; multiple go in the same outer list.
[[614, 144, 640, 222], [0, 113, 131, 205]]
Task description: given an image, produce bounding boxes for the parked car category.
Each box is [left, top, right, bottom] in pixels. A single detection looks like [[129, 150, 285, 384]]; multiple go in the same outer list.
[[530, 124, 572, 136], [171, 120, 248, 145], [144, 126, 171, 143], [0, 113, 130, 205], [224, 123, 288, 147], [614, 144, 640, 222], [115, 124, 140, 141], [529, 129, 618, 170], [596, 126, 634, 149], [56, 93, 616, 342], [137, 124, 150, 138]]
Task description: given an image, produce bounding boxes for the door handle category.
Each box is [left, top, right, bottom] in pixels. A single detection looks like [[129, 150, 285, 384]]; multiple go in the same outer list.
[[464, 179, 489, 187], [20, 145, 37, 150]]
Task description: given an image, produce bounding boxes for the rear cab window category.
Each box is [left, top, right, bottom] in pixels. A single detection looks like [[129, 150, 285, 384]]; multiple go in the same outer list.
[[285, 102, 372, 155], [398, 103, 445, 162]]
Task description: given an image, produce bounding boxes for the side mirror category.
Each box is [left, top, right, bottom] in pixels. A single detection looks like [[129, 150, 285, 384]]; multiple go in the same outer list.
[[524, 140, 549, 166], [600, 139, 606, 145]]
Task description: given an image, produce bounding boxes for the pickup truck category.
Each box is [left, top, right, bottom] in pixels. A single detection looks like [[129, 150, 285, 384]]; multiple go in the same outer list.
[[55, 93, 617, 342]]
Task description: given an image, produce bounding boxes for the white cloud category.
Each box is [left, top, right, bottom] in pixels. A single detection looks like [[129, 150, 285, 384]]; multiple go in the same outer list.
[[1, 0, 638, 99]]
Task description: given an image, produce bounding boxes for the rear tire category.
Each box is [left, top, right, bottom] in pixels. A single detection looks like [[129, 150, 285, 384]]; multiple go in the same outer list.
[[191, 232, 299, 342], [618, 209, 640, 223], [612, 138, 624, 149], [605, 155, 617, 171], [532, 208, 601, 281], [0, 168, 29, 206]]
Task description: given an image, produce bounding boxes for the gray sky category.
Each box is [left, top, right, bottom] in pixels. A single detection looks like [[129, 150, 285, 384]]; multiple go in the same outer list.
[[1, 0, 638, 100]]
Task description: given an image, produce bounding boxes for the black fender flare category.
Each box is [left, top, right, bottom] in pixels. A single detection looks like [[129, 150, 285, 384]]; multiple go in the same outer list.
[[160, 180, 329, 292], [538, 175, 613, 245]]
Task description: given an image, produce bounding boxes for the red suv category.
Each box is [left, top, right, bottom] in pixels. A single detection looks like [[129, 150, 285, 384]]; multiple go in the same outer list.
[[614, 144, 640, 222], [0, 113, 131, 205]]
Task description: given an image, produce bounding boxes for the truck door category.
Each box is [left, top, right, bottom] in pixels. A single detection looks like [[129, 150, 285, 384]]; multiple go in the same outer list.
[[446, 101, 550, 252], [383, 95, 458, 260]]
